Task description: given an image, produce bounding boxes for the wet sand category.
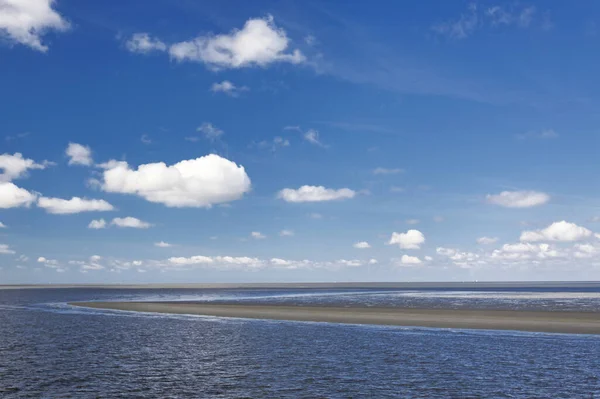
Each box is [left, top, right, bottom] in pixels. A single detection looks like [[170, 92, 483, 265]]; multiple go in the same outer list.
[[70, 302, 600, 335]]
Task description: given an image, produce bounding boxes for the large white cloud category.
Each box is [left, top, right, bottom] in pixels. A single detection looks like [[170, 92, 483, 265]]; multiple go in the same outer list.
[[0, 0, 69, 52], [168, 15, 305, 68], [486, 190, 549, 208], [0, 152, 49, 182], [37, 197, 114, 214], [388, 230, 425, 249], [100, 154, 251, 208], [65, 143, 92, 166], [520, 221, 593, 242], [111, 217, 152, 229], [277, 185, 355, 203], [0, 182, 37, 208]]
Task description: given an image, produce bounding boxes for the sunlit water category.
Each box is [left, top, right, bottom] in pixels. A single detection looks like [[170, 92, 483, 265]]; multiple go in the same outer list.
[[1, 287, 599, 398]]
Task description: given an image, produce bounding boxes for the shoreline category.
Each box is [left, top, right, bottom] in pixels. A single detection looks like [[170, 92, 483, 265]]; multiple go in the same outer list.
[[70, 302, 600, 335], [4, 281, 600, 290]]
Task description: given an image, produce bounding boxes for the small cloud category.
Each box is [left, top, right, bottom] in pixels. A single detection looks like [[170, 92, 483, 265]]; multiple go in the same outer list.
[[278, 186, 355, 203], [373, 167, 404, 175], [255, 136, 290, 152], [390, 186, 405, 193], [433, 216, 444, 223], [154, 241, 173, 248], [197, 122, 224, 140], [88, 219, 107, 229], [308, 213, 323, 219], [304, 35, 316, 46], [353, 241, 371, 249], [303, 129, 326, 147], [400, 254, 422, 265], [184, 136, 200, 142], [486, 190, 550, 208], [5, 132, 30, 142], [279, 230, 294, 237], [477, 236, 498, 245], [251, 231, 266, 239], [516, 129, 558, 140], [125, 33, 166, 54], [406, 219, 420, 225], [141, 134, 152, 145], [0, 244, 15, 255], [38, 197, 114, 214], [0, 222, 6, 228], [66, 143, 93, 166], [111, 217, 152, 229], [388, 230, 425, 249], [210, 80, 249, 97]]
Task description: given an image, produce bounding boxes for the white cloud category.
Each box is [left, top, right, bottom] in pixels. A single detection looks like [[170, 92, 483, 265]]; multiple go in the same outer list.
[[486, 190, 550, 208], [251, 231, 266, 239], [210, 80, 248, 97], [277, 185, 355, 203], [432, 3, 478, 39], [100, 154, 251, 208], [520, 221, 593, 242], [37, 197, 114, 214], [308, 212, 323, 219], [111, 217, 152, 229], [255, 136, 290, 152], [388, 230, 425, 249], [140, 134, 152, 145], [303, 129, 325, 147], [197, 122, 224, 140], [516, 129, 558, 140], [368, 258, 378, 264], [0, 0, 69, 52], [434, 4, 539, 40], [436, 247, 480, 264], [406, 219, 420, 225], [390, 186, 405, 193], [88, 219, 107, 229], [0, 182, 37, 208], [400, 254, 422, 265], [0, 244, 15, 255], [373, 167, 404, 175], [65, 143, 92, 166], [477, 236, 498, 245], [125, 32, 166, 54], [154, 241, 173, 248], [0, 222, 6, 228], [0, 152, 49, 182], [279, 229, 294, 237], [353, 241, 371, 249], [168, 15, 305, 68]]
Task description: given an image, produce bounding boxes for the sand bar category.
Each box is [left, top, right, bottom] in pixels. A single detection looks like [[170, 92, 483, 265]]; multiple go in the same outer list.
[[70, 302, 600, 335]]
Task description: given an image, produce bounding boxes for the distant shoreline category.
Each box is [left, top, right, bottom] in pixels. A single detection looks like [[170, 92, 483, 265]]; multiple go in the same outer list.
[[70, 301, 600, 335], [4, 281, 600, 290]]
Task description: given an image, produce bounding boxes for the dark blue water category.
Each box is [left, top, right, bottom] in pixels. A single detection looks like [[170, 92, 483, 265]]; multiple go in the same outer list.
[[1, 287, 599, 398]]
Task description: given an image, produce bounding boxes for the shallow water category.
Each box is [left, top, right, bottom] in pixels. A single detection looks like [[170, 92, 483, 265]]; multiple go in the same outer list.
[[1, 287, 599, 398]]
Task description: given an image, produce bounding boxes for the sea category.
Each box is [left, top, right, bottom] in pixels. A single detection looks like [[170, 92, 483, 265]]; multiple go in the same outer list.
[[1, 284, 599, 398]]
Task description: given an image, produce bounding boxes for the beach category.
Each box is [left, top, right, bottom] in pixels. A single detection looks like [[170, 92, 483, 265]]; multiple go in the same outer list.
[[70, 301, 600, 335]]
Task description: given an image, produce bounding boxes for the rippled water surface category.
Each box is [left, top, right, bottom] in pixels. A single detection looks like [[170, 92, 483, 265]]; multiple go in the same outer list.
[[1, 286, 599, 398]]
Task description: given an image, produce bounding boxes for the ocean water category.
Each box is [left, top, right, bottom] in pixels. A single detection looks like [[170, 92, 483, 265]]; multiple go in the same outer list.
[[1, 286, 599, 398]]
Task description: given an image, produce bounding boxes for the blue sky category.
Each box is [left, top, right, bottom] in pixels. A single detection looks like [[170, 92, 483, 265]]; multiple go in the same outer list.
[[2, 0, 600, 283]]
